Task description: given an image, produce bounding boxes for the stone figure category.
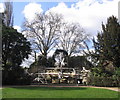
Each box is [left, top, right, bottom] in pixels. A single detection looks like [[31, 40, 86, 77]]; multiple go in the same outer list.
[[81, 67, 90, 85]]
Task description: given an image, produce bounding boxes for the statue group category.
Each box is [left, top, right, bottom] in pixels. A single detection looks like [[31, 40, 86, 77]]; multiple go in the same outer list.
[[33, 49, 90, 85]]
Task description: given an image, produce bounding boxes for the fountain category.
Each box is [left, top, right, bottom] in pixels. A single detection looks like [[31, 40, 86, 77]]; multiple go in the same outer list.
[[32, 49, 90, 85]]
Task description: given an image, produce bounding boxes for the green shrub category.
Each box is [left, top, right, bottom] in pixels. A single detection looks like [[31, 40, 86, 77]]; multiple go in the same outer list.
[[89, 76, 118, 87]]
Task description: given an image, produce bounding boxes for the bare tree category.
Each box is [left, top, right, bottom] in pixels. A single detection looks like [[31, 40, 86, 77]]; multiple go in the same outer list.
[[4, 0, 14, 27], [23, 12, 63, 59], [56, 23, 88, 57]]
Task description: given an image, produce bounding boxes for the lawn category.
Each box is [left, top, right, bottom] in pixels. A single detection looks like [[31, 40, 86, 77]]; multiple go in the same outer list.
[[2, 86, 118, 99]]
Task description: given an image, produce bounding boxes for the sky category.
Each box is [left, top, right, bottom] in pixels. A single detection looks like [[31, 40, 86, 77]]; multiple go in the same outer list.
[[0, 0, 119, 67]]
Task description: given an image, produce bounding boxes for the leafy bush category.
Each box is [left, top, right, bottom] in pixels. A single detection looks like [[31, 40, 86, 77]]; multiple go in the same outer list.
[[89, 76, 118, 87], [2, 67, 32, 85], [89, 67, 119, 87]]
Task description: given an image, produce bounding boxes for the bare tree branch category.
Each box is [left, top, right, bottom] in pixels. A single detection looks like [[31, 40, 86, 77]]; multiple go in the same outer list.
[[23, 12, 63, 58], [57, 23, 89, 57], [4, 0, 14, 27]]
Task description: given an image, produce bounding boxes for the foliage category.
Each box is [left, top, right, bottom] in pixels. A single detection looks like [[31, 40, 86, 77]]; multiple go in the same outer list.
[[28, 56, 55, 73], [2, 24, 31, 85], [88, 66, 119, 87], [2, 67, 32, 85], [47, 57, 55, 67], [89, 66, 120, 87], [2, 24, 31, 68], [114, 67, 120, 77], [91, 16, 120, 68], [28, 63, 39, 74], [113, 67, 120, 86], [68, 56, 93, 69], [28, 49, 68, 73], [89, 76, 118, 87], [37, 55, 47, 66], [85, 16, 120, 86], [1, 1, 32, 85], [91, 67, 103, 77]]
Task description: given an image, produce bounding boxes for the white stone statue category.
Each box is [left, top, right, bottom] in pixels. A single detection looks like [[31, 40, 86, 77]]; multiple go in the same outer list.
[[81, 67, 90, 85]]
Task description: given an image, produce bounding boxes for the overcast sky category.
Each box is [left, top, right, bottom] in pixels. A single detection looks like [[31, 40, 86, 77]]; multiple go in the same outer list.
[[0, 0, 119, 67]]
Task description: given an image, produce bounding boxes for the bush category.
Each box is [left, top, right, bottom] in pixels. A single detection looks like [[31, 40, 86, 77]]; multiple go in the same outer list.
[[89, 76, 118, 87], [89, 67, 119, 87], [2, 67, 32, 85]]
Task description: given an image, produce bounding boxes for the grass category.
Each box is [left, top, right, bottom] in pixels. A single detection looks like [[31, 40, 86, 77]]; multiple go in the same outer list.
[[0, 88, 2, 99], [2, 86, 118, 98]]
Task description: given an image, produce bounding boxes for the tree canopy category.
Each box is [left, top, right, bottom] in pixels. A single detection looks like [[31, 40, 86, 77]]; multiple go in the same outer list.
[[87, 16, 120, 69], [23, 12, 88, 59], [57, 23, 88, 57], [23, 12, 63, 58], [2, 24, 31, 69]]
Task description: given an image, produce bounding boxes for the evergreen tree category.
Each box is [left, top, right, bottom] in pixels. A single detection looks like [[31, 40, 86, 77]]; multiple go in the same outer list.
[[2, 24, 31, 68], [91, 16, 120, 69], [68, 56, 93, 69], [2, 24, 31, 85]]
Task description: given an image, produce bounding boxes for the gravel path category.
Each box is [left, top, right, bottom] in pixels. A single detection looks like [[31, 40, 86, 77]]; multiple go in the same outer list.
[[80, 86, 119, 92]]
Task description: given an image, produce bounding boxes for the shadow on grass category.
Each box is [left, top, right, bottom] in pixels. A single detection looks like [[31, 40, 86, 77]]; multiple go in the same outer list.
[[11, 87, 87, 91], [2, 98, 119, 100]]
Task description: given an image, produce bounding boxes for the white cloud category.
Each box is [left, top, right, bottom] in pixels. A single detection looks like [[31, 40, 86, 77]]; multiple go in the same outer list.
[[22, 3, 43, 21], [48, 0, 118, 36], [22, 0, 118, 67], [13, 25, 21, 32], [0, 3, 4, 13]]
